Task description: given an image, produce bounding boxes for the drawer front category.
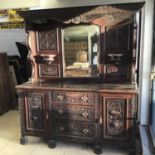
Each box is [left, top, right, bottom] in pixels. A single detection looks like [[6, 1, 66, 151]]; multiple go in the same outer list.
[[52, 121, 95, 139], [52, 91, 95, 105], [50, 106, 95, 121]]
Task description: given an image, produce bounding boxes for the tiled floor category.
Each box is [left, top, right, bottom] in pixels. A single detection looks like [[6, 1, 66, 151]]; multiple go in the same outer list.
[[0, 110, 128, 155]]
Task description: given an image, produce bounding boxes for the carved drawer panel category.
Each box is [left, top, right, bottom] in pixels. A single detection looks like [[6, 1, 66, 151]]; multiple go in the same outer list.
[[50, 106, 95, 121], [103, 97, 129, 140], [25, 93, 46, 132], [52, 121, 95, 139], [39, 64, 60, 78], [52, 91, 96, 105]]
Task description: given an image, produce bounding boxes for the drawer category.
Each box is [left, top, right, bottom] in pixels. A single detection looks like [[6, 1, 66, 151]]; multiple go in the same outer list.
[[52, 121, 95, 139], [50, 106, 95, 122], [52, 91, 96, 105]]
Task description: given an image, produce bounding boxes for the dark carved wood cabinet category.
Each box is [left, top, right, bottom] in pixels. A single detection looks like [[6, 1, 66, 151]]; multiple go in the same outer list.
[[16, 5, 140, 154], [102, 93, 137, 142]]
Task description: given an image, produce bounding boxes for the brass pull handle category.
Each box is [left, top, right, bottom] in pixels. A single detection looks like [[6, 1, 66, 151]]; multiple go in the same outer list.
[[57, 95, 65, 102], [58, 109, 64, 114], [59, 126, 65, 132], [83, 128, 89, 134], [81, 112, 89, 119], [32, 116, 39, 121], [110, 110, 121, 116], [81, 96, 89, 103]]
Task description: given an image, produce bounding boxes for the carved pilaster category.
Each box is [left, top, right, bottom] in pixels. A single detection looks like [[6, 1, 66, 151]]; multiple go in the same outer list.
[[26, 94, 46, 130], [18, 91, 27, 144], [131, 95, 137, 118], [94, 93, 101, 140]]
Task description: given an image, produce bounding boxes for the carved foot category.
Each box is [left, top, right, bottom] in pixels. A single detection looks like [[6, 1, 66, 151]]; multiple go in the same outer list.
[[20, 136, 28, 145], [48, 140, 56, 148], [94, 144, 102, 154]]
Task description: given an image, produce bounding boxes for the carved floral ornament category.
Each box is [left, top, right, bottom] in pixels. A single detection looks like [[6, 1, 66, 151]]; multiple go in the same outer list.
[[63, 6, 132, 25]]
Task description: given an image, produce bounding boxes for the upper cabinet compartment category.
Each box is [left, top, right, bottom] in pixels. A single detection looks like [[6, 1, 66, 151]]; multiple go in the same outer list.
[[18, 4, 142, 83], [103, 23, 132, 65], [36, 28, 62, 79]]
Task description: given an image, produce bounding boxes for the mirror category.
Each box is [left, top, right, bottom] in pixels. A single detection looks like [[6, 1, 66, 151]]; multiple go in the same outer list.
[[63, 25, 100, 77]]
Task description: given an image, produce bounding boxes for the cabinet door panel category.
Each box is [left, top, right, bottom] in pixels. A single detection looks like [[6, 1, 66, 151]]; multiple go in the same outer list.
[[104, 98, 127, 138], [102, 94, 133, 141], [24, 92, 47, 133]]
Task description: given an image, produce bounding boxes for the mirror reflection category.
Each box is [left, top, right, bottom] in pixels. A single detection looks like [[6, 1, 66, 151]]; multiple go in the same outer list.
[[63, 25, 100, 77]]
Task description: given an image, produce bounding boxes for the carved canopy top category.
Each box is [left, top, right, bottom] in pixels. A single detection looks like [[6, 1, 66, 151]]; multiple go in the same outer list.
[[18, 3, 144, 29]]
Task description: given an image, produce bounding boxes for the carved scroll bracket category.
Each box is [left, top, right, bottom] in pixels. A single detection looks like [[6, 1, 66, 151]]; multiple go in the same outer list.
[[34, 55, 56, 65]]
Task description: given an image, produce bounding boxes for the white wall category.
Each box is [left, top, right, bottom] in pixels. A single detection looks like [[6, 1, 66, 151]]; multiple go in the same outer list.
[[39, 0, 144, 9], [139, 0, 154, 124], [0, 29, 27, 56], [0, 0, 39, 9]]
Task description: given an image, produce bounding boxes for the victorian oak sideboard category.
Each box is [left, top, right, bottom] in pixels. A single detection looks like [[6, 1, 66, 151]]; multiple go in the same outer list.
[[16, 5, 140, 154], [16, 82, 138, 153]]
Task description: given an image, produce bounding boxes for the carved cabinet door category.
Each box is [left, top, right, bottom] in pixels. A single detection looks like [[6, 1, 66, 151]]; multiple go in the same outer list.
[[28, 28, 62, 81], [102, 93, 137, 142], [23, 91, 48, 135], [37, 28, 62, 78], [101, 23, 133, 83]]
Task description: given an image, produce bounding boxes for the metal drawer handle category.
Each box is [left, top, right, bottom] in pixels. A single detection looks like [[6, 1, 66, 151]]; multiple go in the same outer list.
[[32, 116, 39, 121], [82, 112, 89, 119], [59, 126, 65, 132], [81, 96, 89, 103], [57, 95, 65, 101], [83, 128, 89, 134], [58, 109, 64, 114]]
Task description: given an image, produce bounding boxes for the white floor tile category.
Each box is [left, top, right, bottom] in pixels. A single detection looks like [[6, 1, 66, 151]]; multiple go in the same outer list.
[[0, 110, 129, 155], [31, 141, 69, 155], [0, 138, 37, 155]]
